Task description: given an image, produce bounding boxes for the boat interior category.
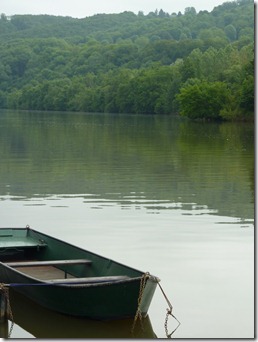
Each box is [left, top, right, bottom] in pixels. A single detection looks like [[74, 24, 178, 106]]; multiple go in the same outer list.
[[0, 229, 131, 284]]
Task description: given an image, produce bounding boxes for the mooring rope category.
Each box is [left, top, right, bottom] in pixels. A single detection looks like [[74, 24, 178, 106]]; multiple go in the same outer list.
[[156, 280, 181, 338], [131, 274, 181, 338], [131, 272, 150, 334], [0, 283, 14, 338]]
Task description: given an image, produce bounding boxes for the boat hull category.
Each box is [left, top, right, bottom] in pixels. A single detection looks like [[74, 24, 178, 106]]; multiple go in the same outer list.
[[3, 289, 157, 338]]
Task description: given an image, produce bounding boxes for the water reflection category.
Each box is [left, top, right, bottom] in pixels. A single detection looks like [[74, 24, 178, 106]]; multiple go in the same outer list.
[[1, 289, 156, 339], [0, 110, 254, 221]]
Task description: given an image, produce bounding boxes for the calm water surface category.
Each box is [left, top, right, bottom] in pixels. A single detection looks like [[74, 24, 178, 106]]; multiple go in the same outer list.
[[0, 110, 254, 338]]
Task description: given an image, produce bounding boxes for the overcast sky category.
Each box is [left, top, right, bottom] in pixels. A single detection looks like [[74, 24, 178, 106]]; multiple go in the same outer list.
[[0, 0, 250, 18]]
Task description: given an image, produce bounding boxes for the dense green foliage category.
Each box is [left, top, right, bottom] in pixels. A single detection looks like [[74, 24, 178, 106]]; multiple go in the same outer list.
[[0, 0, 254, 120]]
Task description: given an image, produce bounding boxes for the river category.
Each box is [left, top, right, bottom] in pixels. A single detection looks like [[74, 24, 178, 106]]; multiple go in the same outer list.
[[0, 109, 254, 338]]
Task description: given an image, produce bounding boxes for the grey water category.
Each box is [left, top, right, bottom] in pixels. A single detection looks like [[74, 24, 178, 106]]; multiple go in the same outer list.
[[0, 109, 254, 338]]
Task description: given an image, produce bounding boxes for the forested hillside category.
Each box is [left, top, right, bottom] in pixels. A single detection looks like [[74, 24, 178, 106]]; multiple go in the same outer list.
[[0, 0, 254, 120]]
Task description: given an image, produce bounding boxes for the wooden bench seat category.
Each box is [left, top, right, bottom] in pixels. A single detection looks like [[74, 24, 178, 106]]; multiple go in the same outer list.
[[6, 259, 92, 268], [48, 275, 129, 284]]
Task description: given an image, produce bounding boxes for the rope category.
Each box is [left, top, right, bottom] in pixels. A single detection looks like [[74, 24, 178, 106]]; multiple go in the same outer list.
[[0, 283, 14, 338], [131, 272, 150, 334], [131, 274, 181, 338], [157, 281, 181, 338]]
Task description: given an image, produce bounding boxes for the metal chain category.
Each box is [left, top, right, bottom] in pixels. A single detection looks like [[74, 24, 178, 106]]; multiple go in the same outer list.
[[0, 283, 14, 338], [157, 282, 181, 338], [131, 272, 150, 334]]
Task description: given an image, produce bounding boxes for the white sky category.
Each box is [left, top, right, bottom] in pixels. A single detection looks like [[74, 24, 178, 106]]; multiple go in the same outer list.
[[0, 0, 251, 18]]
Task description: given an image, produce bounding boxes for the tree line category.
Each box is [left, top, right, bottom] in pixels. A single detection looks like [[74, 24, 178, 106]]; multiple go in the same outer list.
[[0, 0, 254, 120]]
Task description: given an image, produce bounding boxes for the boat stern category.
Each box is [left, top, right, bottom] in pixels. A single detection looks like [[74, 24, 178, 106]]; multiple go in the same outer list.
[[138, 273, 159, 317]]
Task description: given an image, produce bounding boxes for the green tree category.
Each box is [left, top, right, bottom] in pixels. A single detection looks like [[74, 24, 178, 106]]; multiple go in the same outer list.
[[184, 7, 197, 15], [176, 80, 229, 120], [0, 90, 6, 107], [224, 24, 237, 41]]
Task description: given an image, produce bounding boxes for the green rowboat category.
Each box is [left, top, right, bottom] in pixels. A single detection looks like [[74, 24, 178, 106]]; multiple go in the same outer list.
[[0, 226, 159, 320]]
